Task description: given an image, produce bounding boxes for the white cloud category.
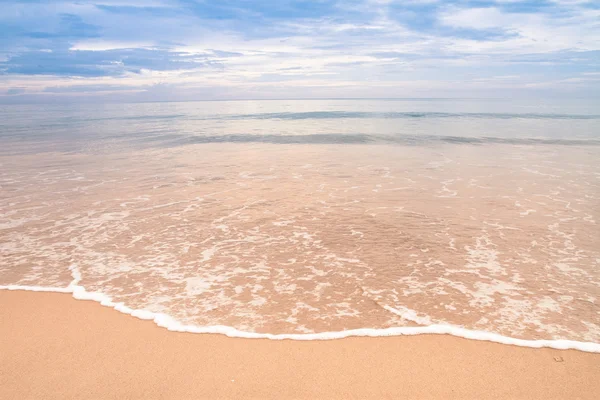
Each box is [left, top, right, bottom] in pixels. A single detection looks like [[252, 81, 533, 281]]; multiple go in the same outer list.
[[2, 0, 599, 100], [439, 7, 512, 30]]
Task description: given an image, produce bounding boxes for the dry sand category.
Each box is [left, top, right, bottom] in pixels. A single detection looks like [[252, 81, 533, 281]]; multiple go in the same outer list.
[[1, 291, 599, 400]]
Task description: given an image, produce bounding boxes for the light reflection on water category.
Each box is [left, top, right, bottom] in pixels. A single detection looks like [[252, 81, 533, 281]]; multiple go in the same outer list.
[[1, 99, 599, 155]]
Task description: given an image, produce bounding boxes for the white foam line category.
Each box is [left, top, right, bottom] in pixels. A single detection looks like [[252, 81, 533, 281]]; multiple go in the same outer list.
[[0, 285, 73, 293], [2, 266, 600, 353]]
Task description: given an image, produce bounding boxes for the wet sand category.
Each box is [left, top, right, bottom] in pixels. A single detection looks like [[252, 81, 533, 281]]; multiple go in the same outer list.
[[1, 291, 599, 400]]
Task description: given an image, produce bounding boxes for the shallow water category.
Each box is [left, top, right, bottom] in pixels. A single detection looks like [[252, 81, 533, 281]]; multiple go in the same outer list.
[[1, 99, 599, 346]]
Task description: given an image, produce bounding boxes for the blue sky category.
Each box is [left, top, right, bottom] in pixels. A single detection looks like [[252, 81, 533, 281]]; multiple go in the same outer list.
[[1, 0, 599, 102]]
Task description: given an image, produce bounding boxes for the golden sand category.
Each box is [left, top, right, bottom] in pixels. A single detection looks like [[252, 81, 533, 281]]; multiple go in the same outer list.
[[1, 290, 599, 400]]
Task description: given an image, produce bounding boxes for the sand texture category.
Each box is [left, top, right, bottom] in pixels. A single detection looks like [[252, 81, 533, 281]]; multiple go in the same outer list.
[[1, 291, 599, 399]]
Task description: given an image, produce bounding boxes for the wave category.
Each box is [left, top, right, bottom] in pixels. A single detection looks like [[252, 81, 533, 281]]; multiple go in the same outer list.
[[46, 111, 600, 124], [88, 114, 188, 122], [3, 133, 598, 157], [164, 133, 600, 146], [2, 265, 599, 353], [219, 111, 600, 121]]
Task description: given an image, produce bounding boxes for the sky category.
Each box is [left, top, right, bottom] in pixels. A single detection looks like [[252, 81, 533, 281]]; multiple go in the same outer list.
[[1, 0, 599, 102]]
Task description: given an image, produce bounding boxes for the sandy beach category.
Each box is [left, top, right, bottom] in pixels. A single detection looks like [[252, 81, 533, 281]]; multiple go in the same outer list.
[[1, 291, 598, 399], [3, 0, 600, 396]]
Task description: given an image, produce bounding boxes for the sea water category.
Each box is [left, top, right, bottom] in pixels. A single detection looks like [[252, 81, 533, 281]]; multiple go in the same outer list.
[[1, 99, 599, 351]]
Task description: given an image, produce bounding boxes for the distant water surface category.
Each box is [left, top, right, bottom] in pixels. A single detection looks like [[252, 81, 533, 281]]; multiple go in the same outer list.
[[2, 98, 600, 155]]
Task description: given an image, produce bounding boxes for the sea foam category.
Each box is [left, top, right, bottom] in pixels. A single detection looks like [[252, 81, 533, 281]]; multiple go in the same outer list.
[[2, 265, 599, 353]]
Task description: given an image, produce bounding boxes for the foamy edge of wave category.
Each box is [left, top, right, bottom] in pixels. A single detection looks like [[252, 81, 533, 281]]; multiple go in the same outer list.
[[2, 266, 599, 353]]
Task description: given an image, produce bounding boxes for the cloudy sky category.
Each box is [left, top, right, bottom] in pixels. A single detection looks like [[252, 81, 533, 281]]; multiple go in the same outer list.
[[1, 0, 599, 102]]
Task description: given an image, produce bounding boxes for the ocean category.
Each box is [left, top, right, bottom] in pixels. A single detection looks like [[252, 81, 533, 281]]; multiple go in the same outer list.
[[1, 99, 599, 351]]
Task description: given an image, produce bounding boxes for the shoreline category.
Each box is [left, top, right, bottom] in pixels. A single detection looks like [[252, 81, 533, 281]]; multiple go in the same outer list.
[[2, 291, 599, 399], [3, 282, 599, 352]]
